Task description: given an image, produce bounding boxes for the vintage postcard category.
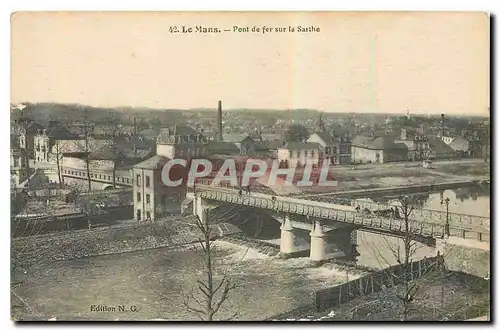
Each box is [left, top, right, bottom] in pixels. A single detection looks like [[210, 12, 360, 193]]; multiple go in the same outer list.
[[10, 12, 490, 322]]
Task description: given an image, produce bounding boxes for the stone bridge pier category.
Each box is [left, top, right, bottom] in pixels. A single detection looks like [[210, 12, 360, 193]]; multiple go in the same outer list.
[[192, 195, 220, 225], [278, 214, 358, 266]]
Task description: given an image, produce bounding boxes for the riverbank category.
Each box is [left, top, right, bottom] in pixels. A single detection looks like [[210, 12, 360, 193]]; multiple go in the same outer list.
[[274, 270, 490, 321], [11, 239, 369, 321]]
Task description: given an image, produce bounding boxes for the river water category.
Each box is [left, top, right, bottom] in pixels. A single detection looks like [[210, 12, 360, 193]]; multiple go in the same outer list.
[[355, 184, 490, 269], [369, 185, 490, 218]]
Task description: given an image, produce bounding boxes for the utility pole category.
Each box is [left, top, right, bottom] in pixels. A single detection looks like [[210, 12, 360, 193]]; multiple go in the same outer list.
[[217, 101, 223, 142], [133, 117, 137, 156]]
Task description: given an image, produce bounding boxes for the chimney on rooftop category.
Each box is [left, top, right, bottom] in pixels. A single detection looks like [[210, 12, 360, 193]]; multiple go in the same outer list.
[[441, 114, 445, 137], [217, 101, 223, 142]]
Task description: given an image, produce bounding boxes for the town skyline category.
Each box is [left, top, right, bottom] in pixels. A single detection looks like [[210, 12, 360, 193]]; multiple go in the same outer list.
[[11, 12, 489, 116], [10, 101, 491, 117]]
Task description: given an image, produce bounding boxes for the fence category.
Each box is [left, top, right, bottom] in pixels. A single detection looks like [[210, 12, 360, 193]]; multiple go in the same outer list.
[[315, 255, 444, 312], [266, 256, 444, 320]]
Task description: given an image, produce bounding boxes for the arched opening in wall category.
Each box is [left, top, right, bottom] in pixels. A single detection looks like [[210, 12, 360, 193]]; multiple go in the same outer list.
[[210, 206, 281, 240], [103, 185, 114, 190]]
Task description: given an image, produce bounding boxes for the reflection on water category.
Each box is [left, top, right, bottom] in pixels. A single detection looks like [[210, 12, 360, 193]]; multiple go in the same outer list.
[[370, 185, 490, 218]]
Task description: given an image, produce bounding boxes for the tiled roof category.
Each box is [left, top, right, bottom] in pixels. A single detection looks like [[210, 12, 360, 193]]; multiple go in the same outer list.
[[206, 141, 241, 155], [257, 140, 285, 150], [351, 135, 400, 150], [429, 139, 455, 156], [157, 125, 204, 144], [133, 155, 171, 170], [223, 133, 252, 143], [311, 132, 334, 145], [260, 133, 282, 142], [16, 120, 44, 134], [47, 126, 78, 140], [282, 142, 321, 150]]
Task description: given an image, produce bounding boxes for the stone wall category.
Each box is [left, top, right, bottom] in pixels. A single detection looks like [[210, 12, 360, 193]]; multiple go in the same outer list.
[[12, 217, 199, 271], [438, 238, 490, 278]]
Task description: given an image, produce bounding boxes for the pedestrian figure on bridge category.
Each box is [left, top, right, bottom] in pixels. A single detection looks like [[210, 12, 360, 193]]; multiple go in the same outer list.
[[246, 185, 251, 195], [394, 207, 401, 219], [355, 205, 360, 213], [238, 189, 243, 197]]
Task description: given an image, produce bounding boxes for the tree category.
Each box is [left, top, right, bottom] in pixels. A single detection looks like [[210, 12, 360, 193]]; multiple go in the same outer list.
[[184, 211, 237, 321], [363, 195, 427, 321], [285, 124, 309, 143], [102, 110, 122, 189], [78, 107, 94, 192], [181, 204, 247, 321], [52, 140, 66, 189], [74, 106, 105, 192]]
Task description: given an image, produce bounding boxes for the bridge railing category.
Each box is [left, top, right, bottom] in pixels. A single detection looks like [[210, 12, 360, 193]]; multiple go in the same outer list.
[[196, 185, 490, 242], [352, 199, 489, 229]]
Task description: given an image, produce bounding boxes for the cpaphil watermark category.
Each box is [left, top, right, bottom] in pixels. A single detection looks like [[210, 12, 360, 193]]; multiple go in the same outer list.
[[160, 157, 338, 188]]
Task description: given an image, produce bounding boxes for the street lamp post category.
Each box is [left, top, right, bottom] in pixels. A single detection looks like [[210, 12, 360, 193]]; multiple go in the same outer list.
[[444, 197, 450, 238]]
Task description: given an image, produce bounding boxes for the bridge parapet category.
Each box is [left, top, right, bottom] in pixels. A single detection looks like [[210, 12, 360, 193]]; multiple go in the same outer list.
[[196, 185, 490, 243], [353, 199, 489, 230]]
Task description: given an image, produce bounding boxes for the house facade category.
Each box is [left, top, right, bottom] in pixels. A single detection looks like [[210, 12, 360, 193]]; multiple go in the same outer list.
[[156, 125, 208, 159], [12, 119, 44, 160], [394, 128, 431, 161], [277, 142, 323, 167], [10, 136, 29, 187], [307, 132, 352, 165], [223, 134, 255, 155], [34, 123, 80, 163], [351, 135, 408, 164], [132, 155, 185, 221]]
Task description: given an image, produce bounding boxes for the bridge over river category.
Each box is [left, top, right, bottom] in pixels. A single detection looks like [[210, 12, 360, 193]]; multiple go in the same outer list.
[[59, 165, 489, 242], [192, 183, 490, 242]]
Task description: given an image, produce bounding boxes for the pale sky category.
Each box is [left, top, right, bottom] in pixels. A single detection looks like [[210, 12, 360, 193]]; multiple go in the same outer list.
[[11, 12, 490, 115]]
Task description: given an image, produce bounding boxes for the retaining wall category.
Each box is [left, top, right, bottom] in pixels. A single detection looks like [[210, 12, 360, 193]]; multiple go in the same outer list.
[[12, 217, 199, 271]]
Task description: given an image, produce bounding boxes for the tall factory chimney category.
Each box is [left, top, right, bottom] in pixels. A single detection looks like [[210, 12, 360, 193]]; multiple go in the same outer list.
[[217, 100, 223, 142], [441, 113, 445, 138]]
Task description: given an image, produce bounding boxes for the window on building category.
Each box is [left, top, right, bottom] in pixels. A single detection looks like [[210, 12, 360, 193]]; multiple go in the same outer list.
[[311, 150, 315, 157], [305, 150, 309, 157], [146, 176, 150, 188], [136, 174, 141, 186], [146, 211, 151, 220], [146, 194, 150, 204], [333, 147, 338, 154], [137, 192, 141, 202]]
